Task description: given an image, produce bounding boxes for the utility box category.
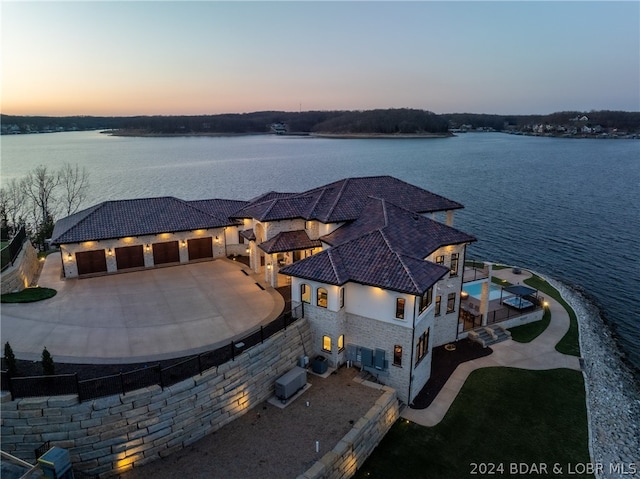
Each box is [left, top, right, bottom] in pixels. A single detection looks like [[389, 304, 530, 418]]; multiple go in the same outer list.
[[38, 447, 74, 479], [275, 366, 307, 401], [311, 355, 328, 374]]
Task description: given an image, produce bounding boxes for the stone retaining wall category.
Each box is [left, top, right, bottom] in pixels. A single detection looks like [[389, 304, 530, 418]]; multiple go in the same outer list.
[[1, 241, 39, 294], [0, 319, 313, 478], [298, 383, 399, 479]]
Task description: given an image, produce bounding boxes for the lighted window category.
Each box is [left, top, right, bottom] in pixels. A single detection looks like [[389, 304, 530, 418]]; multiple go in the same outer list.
[[450, 253, 459, 276], [393, 345, 402, 367], [435, 295, 442, 317], [322, 335, 332, 352], [419, 287, 433, 314], [338, 335, 344, 351], [435, 255, 445, 265], [447, 292, 456, 313], [317, 288, 328, 308], [395, 298, 405, 319], [339, 288, 345, 309], [301, 284, 311, 303], [415, 329, 430, 365]]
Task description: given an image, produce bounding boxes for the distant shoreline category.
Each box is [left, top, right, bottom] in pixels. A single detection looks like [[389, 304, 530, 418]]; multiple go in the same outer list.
[[107, 129, 452, 139]]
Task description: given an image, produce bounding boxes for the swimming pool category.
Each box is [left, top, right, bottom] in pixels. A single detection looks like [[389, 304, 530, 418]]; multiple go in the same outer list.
[[462, 281, 506, 301]]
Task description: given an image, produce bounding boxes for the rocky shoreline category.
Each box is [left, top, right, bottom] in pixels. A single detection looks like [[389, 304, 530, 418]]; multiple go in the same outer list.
[[547, 277, 639, 478]]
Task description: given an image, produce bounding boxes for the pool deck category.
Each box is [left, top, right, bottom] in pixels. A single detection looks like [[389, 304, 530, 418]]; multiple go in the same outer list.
[[402, 266, 582, 427]]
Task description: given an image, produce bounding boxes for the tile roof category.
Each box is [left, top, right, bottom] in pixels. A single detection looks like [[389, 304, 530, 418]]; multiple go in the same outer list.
[[230, 176, 463, 223], [322, 197, 476, 257], [51, 197, 236, 244], [258, 230, 322, 254], [239, 228, 255, 241], [188, 199, 249, 222], [279, 230, 451, 295]]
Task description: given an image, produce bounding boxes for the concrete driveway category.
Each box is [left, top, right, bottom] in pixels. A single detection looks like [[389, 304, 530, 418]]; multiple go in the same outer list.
[[0, 254, 283, 364]]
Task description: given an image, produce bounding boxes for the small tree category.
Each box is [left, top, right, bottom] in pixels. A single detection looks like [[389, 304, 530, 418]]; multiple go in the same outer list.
[[41, 347, 55, 375], [4, 342, 17, 377]]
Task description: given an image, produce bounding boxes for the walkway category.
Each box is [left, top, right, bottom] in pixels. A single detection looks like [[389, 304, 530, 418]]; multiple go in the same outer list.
[[0, 254, 284, 364], [401, 266, 581, 427]]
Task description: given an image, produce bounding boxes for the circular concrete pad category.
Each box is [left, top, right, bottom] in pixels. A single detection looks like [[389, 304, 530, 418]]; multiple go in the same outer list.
[[1, 254, 284, 364]]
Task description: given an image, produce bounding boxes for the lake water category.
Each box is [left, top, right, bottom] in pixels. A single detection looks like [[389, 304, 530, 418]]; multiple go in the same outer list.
[[2, 131, 639, 374]]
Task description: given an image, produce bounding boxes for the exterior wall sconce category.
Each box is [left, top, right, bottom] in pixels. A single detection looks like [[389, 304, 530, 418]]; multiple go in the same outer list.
[[181, 240, 186, 246], [245, 248, 250, 254], [67, 252, 72, 259], [267, 264, 272, 270], [107, 248, 113, 256], [215, 236, 220, 243], [145, 244, 150, 251]]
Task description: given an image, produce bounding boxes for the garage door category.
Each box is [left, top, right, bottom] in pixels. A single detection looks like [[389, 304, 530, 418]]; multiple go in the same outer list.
[[115, 245, 144, 270], [152, 241, 180, 265], [76, 250, 107, 275], [188, 237, 213, 261]]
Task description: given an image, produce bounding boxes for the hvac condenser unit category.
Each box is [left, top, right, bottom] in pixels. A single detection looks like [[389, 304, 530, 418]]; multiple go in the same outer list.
[[275, 366, 307, 400]]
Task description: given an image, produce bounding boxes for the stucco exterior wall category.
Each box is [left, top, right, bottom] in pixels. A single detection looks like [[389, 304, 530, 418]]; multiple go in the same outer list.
[[60, 228, 228, 278], [0, 319, 313, 478]]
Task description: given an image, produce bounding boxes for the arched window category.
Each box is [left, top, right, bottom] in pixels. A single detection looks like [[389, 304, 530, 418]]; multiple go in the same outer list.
[[317, 287, 328, 308], [301, 284, 311, 303]]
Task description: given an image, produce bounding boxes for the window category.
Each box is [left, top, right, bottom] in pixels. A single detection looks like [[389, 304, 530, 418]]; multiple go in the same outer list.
[[338, 335, 344, 351], [393, 345, 402, 367], [301, 284, 311, 303], [339, 288, 345, 309], [317, 287, 328, 308], [322, 335, 332, 352], [447, 292, 456, 313], [395, 298, 405, 319], [435, 255, 444, 265], [450, 253, 459, 276], [418, 287, 433, 314], [435, 295, 442, 316], [415, 329, 430, 365]]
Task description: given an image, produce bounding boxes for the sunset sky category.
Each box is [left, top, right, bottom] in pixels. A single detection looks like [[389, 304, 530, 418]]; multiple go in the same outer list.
[[2, 1, 639, 116]]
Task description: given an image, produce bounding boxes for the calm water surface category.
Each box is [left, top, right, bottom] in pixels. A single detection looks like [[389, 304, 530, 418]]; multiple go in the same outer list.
[[2, 131, 639, 373]]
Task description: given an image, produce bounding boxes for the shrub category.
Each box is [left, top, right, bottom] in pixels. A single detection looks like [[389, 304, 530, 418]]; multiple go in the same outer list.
[[42, 347, 55, 375]]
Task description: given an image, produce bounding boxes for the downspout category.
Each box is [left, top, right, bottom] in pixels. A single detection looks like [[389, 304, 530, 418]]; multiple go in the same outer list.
[[408, 295, 417, 405]]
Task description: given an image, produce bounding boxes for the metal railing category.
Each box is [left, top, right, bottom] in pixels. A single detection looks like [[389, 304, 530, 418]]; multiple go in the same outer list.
[[1, 225, 27, 272], [2, 305, 302, 402]]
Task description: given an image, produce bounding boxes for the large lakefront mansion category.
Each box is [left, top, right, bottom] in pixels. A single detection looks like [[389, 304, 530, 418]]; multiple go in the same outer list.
[[52, 176, 503, 403]]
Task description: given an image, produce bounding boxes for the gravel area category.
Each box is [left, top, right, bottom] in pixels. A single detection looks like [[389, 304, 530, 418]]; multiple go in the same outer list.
[[550, 278, 640, 478], [119, 366, 383, 479]]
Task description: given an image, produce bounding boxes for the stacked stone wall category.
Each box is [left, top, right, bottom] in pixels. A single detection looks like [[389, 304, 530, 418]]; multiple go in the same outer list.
[[297, 385, 399, 479], [1, 241, 39, 294], [0, 319, 313, 478]]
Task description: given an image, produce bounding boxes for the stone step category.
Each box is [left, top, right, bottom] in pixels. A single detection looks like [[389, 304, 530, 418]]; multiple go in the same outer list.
[[468, 325, 511, 348]]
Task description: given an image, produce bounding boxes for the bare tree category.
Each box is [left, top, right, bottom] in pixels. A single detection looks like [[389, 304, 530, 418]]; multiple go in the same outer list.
[[20, 165, 59, 248], [58, 162, 90, 216], [0, 178, 27, 230]]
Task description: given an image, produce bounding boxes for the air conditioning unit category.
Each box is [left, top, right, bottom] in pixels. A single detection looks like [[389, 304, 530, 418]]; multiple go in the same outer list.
[[275, 366, 307, 401]]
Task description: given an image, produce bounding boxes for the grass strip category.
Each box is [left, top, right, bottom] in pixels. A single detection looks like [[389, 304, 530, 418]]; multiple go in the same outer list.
[[523, 274, 580, 356], [1, 287, 57, 303], [354, 368, 591, 479]]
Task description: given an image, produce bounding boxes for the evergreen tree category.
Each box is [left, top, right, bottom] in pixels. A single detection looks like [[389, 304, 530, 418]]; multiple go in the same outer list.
[[4, 342, 17, 377], [41, 347, 55, 375]]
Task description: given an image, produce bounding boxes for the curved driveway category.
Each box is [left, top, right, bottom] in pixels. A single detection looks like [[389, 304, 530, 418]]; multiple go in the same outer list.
[[1, 254, 283, 364]]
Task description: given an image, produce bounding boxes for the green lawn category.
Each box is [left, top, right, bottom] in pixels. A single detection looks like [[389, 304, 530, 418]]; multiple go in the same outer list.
[[521, 274, 580, 356], [354, 368, 591, 479], [1, 287, 57, 303]]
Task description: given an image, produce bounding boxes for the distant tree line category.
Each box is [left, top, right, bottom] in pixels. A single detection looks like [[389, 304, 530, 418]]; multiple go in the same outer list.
[[2, 109, 639, 135]]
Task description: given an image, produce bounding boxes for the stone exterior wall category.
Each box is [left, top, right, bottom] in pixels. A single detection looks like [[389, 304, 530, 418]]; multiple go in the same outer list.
[[298, 384, 399, 479], [0, 319, 313, 478], [346, 313, 413, 404], [1, 241, 39, 294]]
